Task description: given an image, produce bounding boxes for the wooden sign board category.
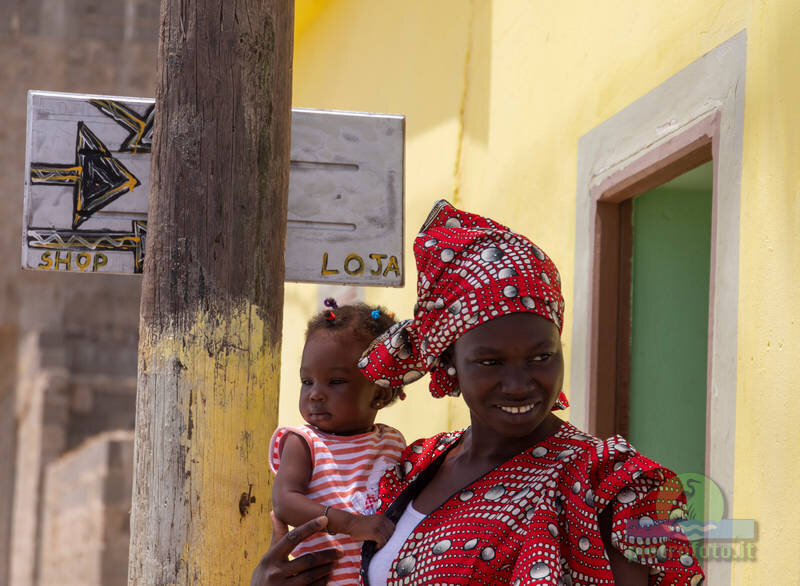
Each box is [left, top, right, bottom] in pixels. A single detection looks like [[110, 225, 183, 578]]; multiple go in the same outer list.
[[22, 91, 405, 286]]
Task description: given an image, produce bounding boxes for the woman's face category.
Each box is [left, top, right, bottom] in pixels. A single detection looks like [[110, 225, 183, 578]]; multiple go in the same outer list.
[[449, 313, 564, 440]]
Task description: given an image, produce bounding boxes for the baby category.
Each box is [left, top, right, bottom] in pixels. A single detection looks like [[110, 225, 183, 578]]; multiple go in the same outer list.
[[269, 300, 406, 585]]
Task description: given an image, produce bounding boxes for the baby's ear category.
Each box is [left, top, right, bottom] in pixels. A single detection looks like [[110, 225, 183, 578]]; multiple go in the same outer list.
[[371, 386, 394, 410]]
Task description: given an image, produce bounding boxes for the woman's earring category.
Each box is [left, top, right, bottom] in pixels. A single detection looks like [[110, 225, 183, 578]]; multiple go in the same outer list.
[[446, 366, 457, 377]]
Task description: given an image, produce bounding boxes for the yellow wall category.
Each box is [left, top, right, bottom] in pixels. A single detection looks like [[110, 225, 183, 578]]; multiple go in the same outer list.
[[285, 2, 800, 582], [281, 0, 475, 438], [733, 2, 800, 584]]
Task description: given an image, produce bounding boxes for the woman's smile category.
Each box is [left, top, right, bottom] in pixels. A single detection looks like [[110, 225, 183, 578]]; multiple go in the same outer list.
[[449, 312, 565, 446], [496, 401, 539, 415]]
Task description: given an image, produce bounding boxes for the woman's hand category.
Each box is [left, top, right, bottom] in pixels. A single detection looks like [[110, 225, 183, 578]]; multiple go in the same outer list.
[[345, 513, 395, 549], [250, 513, 341, 586]]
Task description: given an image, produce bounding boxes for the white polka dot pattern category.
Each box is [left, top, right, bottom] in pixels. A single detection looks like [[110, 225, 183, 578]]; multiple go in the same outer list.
[[368, 422, 704, 585]]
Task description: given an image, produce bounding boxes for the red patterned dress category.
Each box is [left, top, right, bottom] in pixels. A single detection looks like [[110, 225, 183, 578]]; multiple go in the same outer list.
[[361, 422, 704, 585]]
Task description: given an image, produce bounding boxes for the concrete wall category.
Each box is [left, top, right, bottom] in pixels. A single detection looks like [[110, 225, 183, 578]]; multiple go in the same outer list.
[[289, 1, 800, 582], [39, 430, 134, 586], [8, 329, 137, 586], [0, 1, 158, 583], [8, 333, 70, 586], [0, 383, 16, 586]]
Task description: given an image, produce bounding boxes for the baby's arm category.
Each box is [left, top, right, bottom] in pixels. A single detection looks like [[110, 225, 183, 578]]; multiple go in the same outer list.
[[272, 432, 394, 547], [272, 432, 321, 527], [338, 512, 394, 548]]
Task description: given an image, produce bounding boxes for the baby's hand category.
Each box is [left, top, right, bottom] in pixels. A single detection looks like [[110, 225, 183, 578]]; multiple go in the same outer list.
[[347, 514, 395, 548]]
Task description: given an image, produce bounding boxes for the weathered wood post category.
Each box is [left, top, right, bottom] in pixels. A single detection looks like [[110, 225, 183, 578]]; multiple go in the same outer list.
[[128, 1, 294, 583]]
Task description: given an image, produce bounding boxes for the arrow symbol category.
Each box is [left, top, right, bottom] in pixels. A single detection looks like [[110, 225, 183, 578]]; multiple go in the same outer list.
[[30, 122, 140, 229], [90, 99, 154, 153], [27, 220, 148, 274]]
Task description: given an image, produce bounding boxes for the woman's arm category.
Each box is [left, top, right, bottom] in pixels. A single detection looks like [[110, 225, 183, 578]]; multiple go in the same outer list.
[[599, 506, 649, 586]]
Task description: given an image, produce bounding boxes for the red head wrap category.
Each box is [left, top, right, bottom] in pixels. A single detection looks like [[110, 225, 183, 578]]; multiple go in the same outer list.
[[359, 200, 568, 408]]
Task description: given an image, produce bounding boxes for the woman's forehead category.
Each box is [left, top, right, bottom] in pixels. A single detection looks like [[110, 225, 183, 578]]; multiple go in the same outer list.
[[455, 313, 560, 349]]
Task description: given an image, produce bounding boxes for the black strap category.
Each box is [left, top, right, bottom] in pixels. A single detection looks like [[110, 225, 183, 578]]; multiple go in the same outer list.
[[360, 441, 455, 585]]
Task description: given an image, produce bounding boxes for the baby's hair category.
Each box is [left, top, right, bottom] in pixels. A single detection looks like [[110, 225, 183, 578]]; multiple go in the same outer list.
[[306, 299, 403, 405], [307, 298, 397, 340]]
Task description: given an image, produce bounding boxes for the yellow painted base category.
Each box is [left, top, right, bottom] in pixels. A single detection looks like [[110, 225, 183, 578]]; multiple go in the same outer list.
[[134, 302, 279, 584]]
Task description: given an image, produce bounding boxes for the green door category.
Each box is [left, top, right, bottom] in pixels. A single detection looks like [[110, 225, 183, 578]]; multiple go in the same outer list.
[[627, 162, 712, 483]]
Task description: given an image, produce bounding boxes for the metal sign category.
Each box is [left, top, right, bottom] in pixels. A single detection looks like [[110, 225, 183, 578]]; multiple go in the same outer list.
[[22, 91, 404, 286]]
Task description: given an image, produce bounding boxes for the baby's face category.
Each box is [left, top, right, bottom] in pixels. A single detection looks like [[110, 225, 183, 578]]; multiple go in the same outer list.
[[299, 329, 379, 435]]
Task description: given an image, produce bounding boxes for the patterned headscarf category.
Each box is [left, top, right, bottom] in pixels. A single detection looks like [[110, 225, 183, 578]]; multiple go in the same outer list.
[[359, 200, 569, 409]]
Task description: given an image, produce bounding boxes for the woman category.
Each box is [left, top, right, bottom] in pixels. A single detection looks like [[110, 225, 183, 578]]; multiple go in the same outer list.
[[254, 201, 703, 585]]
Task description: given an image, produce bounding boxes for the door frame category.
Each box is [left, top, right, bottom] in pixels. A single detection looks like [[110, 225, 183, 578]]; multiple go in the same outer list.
[[590, 115, 715, 440], [570, 31, 746, 585]]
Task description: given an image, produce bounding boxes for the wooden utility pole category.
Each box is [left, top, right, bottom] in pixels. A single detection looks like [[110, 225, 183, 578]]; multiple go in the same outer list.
[[128, 1, 293, 583]]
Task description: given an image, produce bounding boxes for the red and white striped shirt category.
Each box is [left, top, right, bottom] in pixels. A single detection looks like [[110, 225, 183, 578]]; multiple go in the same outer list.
[[269, 423, 406, 585]]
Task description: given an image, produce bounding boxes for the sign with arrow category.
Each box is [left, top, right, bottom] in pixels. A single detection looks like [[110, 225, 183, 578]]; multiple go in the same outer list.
[[22, 90, 405, 286]]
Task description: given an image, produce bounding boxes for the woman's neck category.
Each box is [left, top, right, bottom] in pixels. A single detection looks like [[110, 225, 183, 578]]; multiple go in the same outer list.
[[460, 414, 563, 464]]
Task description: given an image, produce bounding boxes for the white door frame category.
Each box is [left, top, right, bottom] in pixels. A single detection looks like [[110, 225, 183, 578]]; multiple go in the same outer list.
[[571, 31, 746, 586]]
